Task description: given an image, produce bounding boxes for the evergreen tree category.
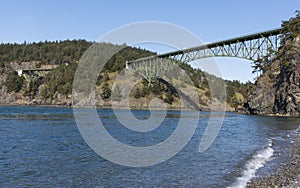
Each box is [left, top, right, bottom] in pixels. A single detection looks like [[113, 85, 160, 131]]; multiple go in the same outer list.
[[4, 71, 24, 92], [101, 82, 111, 99], [111, 85, 122, 101]]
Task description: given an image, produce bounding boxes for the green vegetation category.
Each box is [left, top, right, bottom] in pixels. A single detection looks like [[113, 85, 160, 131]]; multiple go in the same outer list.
[[278, 11, 300, 70], [4, 71, 24, 92], [250, 10, 300, 77], [281, 10, 300, 42], [0, 39, 252, 109], [0, 40, 90, 65], [231, 92, 245, 111], [41, 63, 78, 98], [0, 40, 155, 99], [226, 80, 252, 103], [101, 82, 111, 100], [24, 78, 42, 97], [111, 85, 122, 101]]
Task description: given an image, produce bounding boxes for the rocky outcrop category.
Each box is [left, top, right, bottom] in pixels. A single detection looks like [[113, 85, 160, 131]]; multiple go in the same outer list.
[[246, 83, 275, 115], [273, 51, 300, 116], [246, 37, 300, 117]]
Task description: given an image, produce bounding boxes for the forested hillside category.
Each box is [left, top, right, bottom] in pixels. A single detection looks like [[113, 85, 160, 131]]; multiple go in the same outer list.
[[0, 39, 250, 110]]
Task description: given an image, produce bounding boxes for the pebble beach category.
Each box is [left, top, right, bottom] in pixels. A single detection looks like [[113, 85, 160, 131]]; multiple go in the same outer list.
[[247, 131, 300, 188]]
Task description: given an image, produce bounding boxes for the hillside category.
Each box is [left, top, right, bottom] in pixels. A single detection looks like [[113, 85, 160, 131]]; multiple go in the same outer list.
[[245, 11, 300, 117], [0, 39, 251, 110]]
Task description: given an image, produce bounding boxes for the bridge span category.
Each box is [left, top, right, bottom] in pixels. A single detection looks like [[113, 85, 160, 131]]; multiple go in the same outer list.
[[17, 68, 53, 81], [126, 28, 283, 82]]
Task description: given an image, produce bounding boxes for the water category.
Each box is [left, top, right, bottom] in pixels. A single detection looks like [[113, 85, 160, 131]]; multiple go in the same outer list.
[[0, 106, 299, 187]]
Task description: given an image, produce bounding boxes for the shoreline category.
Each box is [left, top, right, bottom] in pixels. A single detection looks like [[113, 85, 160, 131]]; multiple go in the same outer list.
[[246, 128, 300, 187], [0, 103, 223, 112], [2, 103, 300, 118]]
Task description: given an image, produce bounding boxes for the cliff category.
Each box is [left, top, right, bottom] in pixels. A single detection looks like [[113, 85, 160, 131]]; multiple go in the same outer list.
[[246, 12, 300, 117], [273, 38, 300, 116]]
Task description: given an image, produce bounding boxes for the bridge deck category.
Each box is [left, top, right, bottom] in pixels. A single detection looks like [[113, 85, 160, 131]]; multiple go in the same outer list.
[[128, 28, 282, 64], [21, 68, 53, 72]]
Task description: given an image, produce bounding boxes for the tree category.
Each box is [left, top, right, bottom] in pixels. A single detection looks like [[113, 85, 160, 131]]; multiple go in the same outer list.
[[281, 10, 300, 44], [4, 71, 24, 92], [251, 61, 263, 74], [231, 93, 245, 111], [111, 85, 122, 101], [103, 71, 110, 81], [24, 78, 42, 96], [151, 81, 162, 95], [162, 92, 174, 104], [0, 62, 5, 68], [132, 88, 141, 99], [101, 82, 111, 99]]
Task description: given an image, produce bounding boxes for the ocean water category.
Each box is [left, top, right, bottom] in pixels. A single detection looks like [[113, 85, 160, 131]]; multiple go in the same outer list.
[[0, 106, 299, 187]]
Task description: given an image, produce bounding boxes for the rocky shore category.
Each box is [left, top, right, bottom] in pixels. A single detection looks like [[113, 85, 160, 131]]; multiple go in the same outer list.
[[246, 131, 300, 188]]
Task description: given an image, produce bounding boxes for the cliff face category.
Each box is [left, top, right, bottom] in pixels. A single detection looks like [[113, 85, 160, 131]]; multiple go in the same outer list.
[[247, 37, 300, 117], [246, 11, 300, 117], [273, 40, 300, 116], [247, 78, 275, 115]]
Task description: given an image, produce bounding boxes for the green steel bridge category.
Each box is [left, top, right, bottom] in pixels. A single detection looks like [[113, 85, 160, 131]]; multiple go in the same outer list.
[[17, 68, 53, 81], [18, 28, 283, 87], [126, 28, 283, 82]]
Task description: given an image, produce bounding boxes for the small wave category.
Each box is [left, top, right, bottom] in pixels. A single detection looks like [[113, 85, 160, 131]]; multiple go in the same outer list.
[[294, 126, 300, 134], [228, 140, 274, 188]]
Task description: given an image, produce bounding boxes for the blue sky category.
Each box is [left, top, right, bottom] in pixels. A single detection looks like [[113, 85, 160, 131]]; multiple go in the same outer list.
[[1, 0, 299, 82]]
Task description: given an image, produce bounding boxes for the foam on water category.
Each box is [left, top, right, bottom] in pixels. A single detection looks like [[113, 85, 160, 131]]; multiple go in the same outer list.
[[228, 139, 274, 188]]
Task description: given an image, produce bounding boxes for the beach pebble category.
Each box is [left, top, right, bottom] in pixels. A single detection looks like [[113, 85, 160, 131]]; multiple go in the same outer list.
[[246, 134, 300, 188]]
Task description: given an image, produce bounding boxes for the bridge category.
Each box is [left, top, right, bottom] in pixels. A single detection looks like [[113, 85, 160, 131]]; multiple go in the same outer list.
[[17, 68, 53, 81], [126, 28, 282, 82]]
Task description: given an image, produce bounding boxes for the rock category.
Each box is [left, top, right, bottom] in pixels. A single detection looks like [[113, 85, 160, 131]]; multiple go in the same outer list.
[[273, 58, 300, 116], [247, 78, 275, 115], [245, 35, 300, 117]]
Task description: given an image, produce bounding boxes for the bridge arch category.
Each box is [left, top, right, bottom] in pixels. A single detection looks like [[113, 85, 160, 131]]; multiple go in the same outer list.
[[191, 56, 256, 82], [126, 28, 282, 81]]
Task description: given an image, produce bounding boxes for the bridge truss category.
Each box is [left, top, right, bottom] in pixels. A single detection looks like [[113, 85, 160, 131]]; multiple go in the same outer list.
[[126, 28, 282, 82], [18, 68, 53, 81]]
